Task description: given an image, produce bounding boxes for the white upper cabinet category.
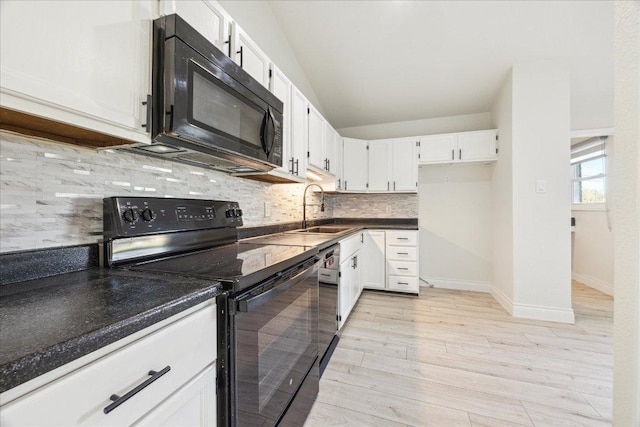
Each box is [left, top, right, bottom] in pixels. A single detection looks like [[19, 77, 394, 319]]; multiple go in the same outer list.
[[342, 138, 368, 191], [334, 134, 344, 190], [290, 86, 308, 179], [268, 63, 297, 178], [307, 104, 325, 171], [457, 130, 498, 162], [368, 140, 392, 191], [392, 138, 419, 191], [160, 0, 231, 55], [419, 134, 458, 163], [0, 0, 155, 144], [419, 129, 498, 164], [324, 124, 337, 176], [231, 22, 270, 88]]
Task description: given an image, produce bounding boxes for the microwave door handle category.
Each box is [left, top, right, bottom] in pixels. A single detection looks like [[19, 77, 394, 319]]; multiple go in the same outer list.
[[237, 263, 315, 312], [260, 108, 276, 158], [260, 109, 270, 156]]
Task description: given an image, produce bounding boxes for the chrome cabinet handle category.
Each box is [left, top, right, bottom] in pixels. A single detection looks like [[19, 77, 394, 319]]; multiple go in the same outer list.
[[451, 149, 454, 160], [459, 148, 462, 159], [397, 252, 409, 255], [104, 366, 171, 414], [295, 159, 299, 175]]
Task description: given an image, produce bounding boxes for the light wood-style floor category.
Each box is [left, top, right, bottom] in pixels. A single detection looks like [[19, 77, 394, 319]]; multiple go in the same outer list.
[[304, 281, 613, 427]]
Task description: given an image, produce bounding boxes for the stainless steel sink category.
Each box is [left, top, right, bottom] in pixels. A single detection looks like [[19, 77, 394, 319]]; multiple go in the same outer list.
[[289, 226, 353, 234]]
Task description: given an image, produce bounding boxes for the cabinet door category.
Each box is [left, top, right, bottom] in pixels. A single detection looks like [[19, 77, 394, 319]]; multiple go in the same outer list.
[[362, 231, 386, 290], [342, 138, 368, 191], [419, 134, 457, 163], [368, 140, 392, 191], [290, 86, 308, 179], [353, 249, 363, 304], [136, 363, 216, 426], [160, 0, 231, 54], [334, 134, 344, 189], [269, 64, 293, 175], [323, 124, 336, 175], [392, 139, 418, 192], [307, 104, 325, 170], [338, 256, 353, 330], [232, 22, 270, 87], [457, 130, 498, 162], [0, 0, 153, 144]]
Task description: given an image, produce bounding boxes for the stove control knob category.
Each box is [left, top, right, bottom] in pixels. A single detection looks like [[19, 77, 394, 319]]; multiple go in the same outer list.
[[236, 209, 243, 217], [225, 209, 233, 218], [141, 208, 156, 222], [122, 208, 139, 224]]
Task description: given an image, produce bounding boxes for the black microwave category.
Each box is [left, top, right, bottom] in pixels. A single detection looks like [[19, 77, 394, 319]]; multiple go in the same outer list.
[[130, 14, 283, 173]]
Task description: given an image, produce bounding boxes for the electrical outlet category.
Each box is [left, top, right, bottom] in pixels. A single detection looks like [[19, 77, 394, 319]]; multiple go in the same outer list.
[[313, 205, 319, 214], [264, 202, 271, 218]]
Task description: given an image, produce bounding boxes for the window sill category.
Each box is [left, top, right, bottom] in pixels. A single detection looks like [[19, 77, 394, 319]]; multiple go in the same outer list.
[[571, 203, 607, 212]]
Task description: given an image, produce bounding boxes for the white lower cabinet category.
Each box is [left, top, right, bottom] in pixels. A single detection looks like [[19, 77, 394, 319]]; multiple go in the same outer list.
[[338, 232, 363, 329], [0, 301, 217, 427], [361, 230, 420, 295], [136, 363, 216, 426], [361, 231, 386, 290], [386, 231, 420, 294]]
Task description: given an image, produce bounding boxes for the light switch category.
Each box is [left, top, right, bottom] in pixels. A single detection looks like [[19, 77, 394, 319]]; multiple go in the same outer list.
[[536, 179, 547, 193]]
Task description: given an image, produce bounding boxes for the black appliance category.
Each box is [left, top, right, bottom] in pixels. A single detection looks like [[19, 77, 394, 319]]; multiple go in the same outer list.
[[102, 197, 319, 427], [317, 245, 340, 376], [125, 14, 283, 174]]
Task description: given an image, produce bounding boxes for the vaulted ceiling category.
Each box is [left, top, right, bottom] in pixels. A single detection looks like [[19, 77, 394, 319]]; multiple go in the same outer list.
[[267, 1, 614, 131]]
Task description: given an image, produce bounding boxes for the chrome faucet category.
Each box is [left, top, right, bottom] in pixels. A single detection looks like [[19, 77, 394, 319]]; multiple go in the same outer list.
[[302, 183, 325, 229]]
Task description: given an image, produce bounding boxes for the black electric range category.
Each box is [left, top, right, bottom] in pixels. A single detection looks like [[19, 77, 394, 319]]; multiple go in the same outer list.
[[103, 197, 320, 427]]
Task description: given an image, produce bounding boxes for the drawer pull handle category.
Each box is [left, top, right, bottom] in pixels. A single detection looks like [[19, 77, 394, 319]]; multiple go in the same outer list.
[[104, 366, 171, 414], [396, 237, 409, 240], [397, 282, 409, 285], [398, 268, 409, 270], [320, 273, 331, 277], [397, 252, 409, 255]]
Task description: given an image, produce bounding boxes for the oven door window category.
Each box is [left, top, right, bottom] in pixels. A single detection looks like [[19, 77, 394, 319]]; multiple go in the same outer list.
[[234, 264, 319, 426]]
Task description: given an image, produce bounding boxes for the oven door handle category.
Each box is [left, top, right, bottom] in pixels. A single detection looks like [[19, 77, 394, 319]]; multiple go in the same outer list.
[[237, 262, 316, 313]]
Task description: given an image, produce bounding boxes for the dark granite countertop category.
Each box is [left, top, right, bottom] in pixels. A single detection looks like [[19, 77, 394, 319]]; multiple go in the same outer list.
[[0, 217, 416, 395], [0, 268, 221, 393]]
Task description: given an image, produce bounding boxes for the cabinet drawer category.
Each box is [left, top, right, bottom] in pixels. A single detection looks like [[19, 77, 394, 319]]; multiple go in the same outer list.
[[388, 260, 418, 277], [0, 303, 217, 426], [386, 231, 417, 246], [340, 232, 363, 260], [388, 276, 420, 293], [387, 246, 417, 261]]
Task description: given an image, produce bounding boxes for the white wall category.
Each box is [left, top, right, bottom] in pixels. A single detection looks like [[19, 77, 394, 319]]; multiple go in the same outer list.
[[337, 112, 492, 140], [418, 164, 493, 291], [217, 0, 324, 114], [489, 62, 574, 323], [490, 71, 515, 302], [612, 1, 640, 424], [510, 60, 573, 322], [571, 209, 614, 295]]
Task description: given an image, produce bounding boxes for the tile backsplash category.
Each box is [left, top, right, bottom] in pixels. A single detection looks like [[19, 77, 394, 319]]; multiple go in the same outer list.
[[0, 131, 418, 253]]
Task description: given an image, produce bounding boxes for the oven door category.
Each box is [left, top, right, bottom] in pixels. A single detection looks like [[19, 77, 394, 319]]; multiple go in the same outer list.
[[158, 35, 283, 168], [232, 261, 319, 426]]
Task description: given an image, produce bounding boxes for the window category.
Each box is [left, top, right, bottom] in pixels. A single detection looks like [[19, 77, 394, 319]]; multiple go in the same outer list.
[[571, 136, 608, 204]]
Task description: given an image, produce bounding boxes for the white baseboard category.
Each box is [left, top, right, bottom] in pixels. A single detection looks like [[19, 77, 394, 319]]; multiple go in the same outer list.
[[489, 285, 514, 315], [490, 285, 575, 324], [420, 277, 491, 293], [571, 272, 614, 296]]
